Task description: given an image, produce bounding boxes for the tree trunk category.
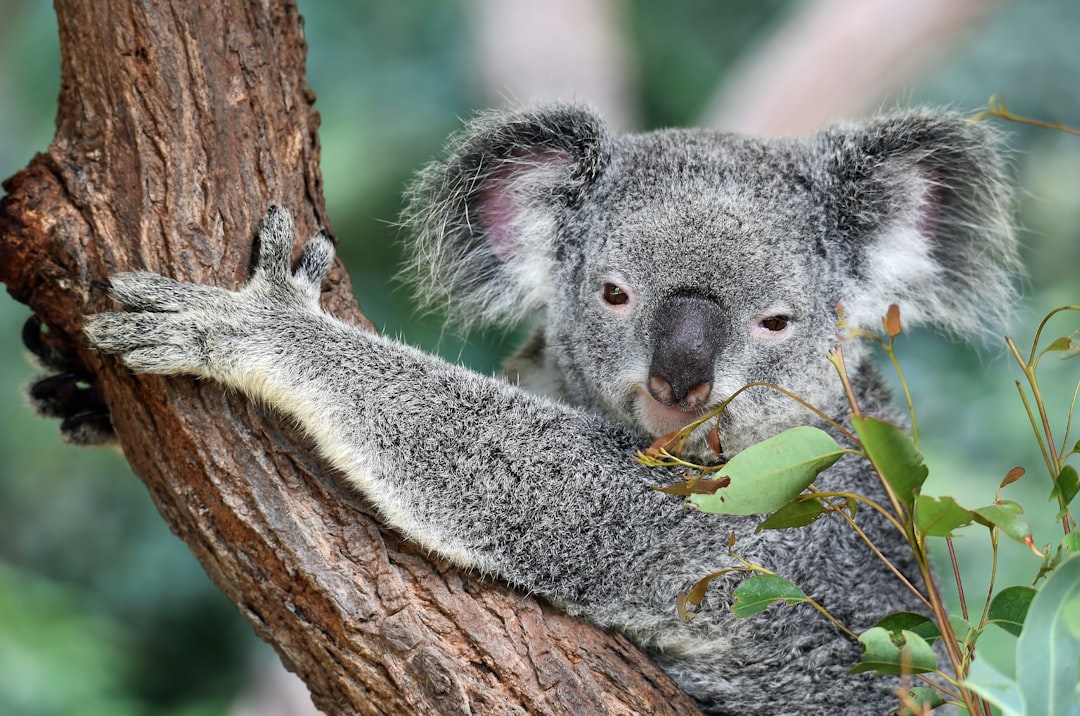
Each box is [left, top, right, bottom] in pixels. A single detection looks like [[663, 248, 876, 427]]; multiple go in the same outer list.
[[0, 2, 699, 713]]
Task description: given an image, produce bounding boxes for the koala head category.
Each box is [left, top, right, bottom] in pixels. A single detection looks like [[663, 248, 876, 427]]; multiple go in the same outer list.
[[403, 106, 1018, 454]]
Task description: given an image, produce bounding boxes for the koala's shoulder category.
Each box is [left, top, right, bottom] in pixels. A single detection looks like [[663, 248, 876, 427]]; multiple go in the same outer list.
[[501, 330, 569, 402]]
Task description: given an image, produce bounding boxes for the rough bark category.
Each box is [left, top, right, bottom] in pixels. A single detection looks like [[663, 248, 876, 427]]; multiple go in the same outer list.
[[0, 1, 699, 714]]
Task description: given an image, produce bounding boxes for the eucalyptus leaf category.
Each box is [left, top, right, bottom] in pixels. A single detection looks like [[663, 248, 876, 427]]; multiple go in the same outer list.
[[690, 427, 845, 515], [875, 611, 942, 644], [950, 614, 977, 651], [849, 626, 937, 675], [755, 497, 828, 531], [895, 687, 946, 715], [1015, 554, 1080, 715], [1050, 465, 1079, 510], [972, 500, 1033, 544], [851, 416, 927, 511], [986, 586, 1036, 637], [914, 494, 973, 537], [965, 657, 1023, 716], [730, 574, 808, 618], [1046, 336, 1075, 352]]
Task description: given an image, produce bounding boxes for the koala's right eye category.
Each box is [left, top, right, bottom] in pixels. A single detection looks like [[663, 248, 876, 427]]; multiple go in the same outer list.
[[602, 283, 630, 306]]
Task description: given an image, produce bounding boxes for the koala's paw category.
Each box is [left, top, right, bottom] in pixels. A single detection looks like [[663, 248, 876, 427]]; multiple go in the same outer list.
[[23, 315, 116, 446], [85, 206, 335, 379]]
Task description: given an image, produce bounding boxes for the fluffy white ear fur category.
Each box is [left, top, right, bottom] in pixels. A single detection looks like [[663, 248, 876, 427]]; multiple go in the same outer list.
[[401, 104, 610, 331], [830, 113, 1019, 341], [472, 152, 577, 325], [839, 173, 947, 333]]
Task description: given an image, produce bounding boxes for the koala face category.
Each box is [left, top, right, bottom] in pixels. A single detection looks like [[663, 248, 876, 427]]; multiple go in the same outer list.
[[545, 132, 845, 450], [403, 105, 1018, 454]]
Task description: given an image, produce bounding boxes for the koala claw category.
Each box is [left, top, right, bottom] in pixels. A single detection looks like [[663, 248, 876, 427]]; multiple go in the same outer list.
[[295, 230, 335, 297], [23, 315, 117, 445], [251, 205, 334, 300], [26, 371, 116, 445]]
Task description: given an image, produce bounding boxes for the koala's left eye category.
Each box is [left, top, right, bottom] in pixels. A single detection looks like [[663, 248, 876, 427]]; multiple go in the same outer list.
[[602, 283, 630, 306], [759, 316, 790, 332], [752, 313, 794, 341]]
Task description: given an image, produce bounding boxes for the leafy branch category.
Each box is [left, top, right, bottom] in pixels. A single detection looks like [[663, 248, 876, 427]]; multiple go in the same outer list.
[[642, 303, 1080, 715]]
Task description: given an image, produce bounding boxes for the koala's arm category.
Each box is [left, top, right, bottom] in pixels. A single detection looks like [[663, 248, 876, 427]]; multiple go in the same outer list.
[[84, 207, 723, 610]]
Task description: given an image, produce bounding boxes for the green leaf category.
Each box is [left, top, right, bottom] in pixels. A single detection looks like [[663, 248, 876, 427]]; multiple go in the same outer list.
[[1046, 336, 1075, 352], [1050, 465, 1079, 511], [1014, 554, 1080, 715], [690, 427, 846, 515], [972, 500, 1033, 544], [914, 494, 973, 537], [849, 626, 937, 675], [1063, 532, 1080, 556], [730, 574, 808, 618], [895, 687, 946, 715], [755, 497, 828, 531], [965, 657, 1023, 716], [986, 586, 1037, 637], [875, 611, 943, 644], [851, 416, 927, 511], [950, 614, 978, 650]]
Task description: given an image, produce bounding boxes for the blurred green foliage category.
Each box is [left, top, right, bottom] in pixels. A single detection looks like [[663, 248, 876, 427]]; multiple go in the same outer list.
[[1, 0, 1079, 713]]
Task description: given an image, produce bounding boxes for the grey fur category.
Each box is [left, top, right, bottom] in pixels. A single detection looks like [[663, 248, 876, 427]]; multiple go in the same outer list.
[[85, 106, 1018, 715]]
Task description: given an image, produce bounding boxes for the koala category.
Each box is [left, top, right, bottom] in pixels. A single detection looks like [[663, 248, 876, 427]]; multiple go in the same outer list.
[[84, 105, 1018, 715]]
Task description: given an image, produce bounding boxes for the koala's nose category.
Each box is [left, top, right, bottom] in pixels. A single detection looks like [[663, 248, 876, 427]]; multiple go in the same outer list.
[[647, 295, 726, 410], [648, 373, 713, 410]]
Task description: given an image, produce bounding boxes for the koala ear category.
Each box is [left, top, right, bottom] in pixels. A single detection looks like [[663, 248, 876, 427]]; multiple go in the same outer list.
[[402, 105, 610, 328], [817, 110, 1020, 338]]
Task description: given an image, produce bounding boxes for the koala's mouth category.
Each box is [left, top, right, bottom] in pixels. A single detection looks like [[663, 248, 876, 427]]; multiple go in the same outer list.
[[634, 387, 715, 439]]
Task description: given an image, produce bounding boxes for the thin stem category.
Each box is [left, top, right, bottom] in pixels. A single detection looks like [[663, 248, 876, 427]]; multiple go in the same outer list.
[[644, 378, 861, 465], [975, 531, 1001, 663], [1013, 379, 1057, 482], [975, 98, 1080, 137], [704, 380, 860, 446], [1008, 333, 1073, 534], [808, 490, 907, 536], [904, 527, 979, 712], [884, 343, 919, 445], [1024, 305, 1080, 366], [829, 348, 907, 523], [915, 673, 961, 700], [1032, 378, 1062, 475], [828, 347, 863, 420], [1061, 375, 1080, 459], [921, 557, 977, 712], [946, 537, 968, 622], [804, 595, 859, 641]]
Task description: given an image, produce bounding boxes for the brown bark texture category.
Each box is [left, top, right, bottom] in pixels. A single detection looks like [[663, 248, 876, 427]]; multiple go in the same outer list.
[[0, 2, 700, 714]]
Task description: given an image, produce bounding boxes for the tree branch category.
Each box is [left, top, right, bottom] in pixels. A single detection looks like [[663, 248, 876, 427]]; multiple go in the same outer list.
[[0, 1, 698, 713]]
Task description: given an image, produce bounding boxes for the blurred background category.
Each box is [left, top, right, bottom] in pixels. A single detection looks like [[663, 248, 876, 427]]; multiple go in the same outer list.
[[2, 0, 1078, 713]]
